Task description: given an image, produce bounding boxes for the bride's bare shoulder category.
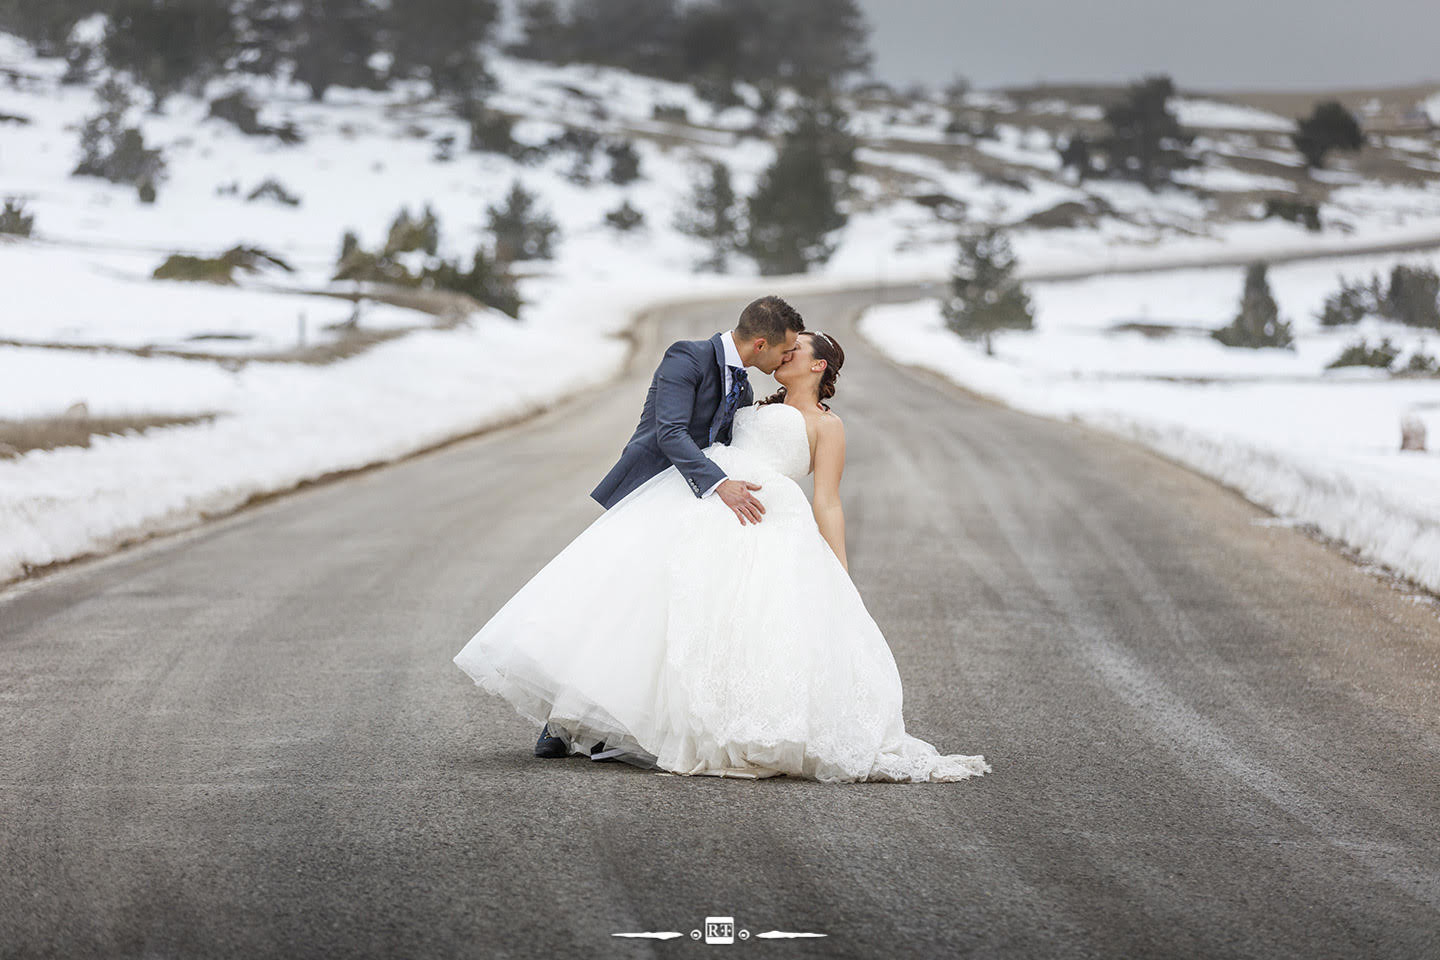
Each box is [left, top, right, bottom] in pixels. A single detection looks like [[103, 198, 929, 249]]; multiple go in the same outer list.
[[815, 410, 845, 452]]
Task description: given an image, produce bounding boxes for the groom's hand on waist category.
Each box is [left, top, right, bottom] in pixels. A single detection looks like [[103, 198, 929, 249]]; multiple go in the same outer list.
[[717, 479, 765, 525]]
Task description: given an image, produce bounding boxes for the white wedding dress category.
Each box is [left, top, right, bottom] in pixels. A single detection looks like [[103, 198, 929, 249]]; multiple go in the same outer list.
[[453, 402, 991, 782]]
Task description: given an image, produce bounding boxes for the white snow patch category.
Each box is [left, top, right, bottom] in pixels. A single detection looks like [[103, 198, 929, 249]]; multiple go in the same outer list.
[[858, 292, 1440, 595], [1173, 98, 1294, 132]]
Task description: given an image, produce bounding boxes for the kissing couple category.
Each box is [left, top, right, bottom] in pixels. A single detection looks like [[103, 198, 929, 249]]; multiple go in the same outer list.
[[454, 295, 991, 782]]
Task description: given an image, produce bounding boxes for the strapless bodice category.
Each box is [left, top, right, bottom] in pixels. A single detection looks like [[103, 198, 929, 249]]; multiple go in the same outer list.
[[727, 403, 811, 479]]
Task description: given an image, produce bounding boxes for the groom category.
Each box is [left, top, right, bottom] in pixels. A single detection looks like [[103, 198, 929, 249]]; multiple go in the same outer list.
[[535, 294, 805, 759]]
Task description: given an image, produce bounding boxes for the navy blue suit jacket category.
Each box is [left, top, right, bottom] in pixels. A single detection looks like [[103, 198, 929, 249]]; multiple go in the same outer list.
[[591, 332, 753, 509]]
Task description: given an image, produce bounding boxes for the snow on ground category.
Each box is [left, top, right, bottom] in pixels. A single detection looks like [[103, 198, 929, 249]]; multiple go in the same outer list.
[[853, 147, 1080, 223], [1082, 178, 1213, 228], [842, 102, 949, 144], [1171, 163, 1297, 193], [0, 241, 430, 355], [1019, 98, 1074, 116], [1385, 135, 1437, 154], [1172, 97, 1295, 132], [1420, 89, 1440, 125], [1007, 249, 1440, 376], [857, 258, 1440, 594], [4, 28, 1440, 586], [1, 74, 727, 285], [0, 307, 624, 580], [1213, 142, 1308, 168], [486, 52, 768, 133], [962, 91, 1019, 113], [1002, 215, 1440, 279], [974, 125, 1061, 171], [1324, 181, 1440, 226]]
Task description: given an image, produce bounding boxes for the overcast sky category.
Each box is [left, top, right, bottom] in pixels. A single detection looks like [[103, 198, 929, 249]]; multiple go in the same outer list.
[[855, 0, 1440, 93]]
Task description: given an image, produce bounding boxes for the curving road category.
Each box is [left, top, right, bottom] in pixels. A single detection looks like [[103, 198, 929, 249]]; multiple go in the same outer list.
[[3, 287, 1439, 959]]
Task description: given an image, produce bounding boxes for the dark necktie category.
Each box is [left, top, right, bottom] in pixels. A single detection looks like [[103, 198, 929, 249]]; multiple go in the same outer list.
[[725, 365, 747, 416], [719, 365, 747, 438]]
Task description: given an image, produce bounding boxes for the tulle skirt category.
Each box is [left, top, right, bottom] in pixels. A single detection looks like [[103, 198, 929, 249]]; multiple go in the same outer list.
[[453, 442, 991, 783]]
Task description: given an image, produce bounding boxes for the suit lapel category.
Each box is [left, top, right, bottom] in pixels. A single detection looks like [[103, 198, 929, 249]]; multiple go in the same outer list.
[[707, 332, 730, 443]]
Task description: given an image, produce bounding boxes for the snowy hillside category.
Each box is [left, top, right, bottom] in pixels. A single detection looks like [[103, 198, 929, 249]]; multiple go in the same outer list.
[[3, 25, 1440, 587]]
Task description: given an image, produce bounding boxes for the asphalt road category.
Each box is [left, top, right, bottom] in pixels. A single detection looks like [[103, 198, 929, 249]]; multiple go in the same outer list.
[[3, 287, 1440, 959]]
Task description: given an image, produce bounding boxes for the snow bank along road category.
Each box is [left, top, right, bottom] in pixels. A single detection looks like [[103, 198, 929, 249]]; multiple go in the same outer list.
[[2, 288, 1439, 959]]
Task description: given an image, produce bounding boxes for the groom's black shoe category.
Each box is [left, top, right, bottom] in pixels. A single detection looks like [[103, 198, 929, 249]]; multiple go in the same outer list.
[[534, 723, 569, 758]]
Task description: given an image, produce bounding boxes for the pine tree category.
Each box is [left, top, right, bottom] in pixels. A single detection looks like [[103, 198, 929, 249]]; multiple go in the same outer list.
[[742, 120, 847, 275], [504, 0, 871, 95], [940, 225, 1034, 356], [0, 0, 106, 56], [722, 0, 870, 96], [102, 0, 234, 110], [422, 246, 521, 318], [507, 0, 573, 62], [674, 160, 739, 272], [1293, 101, 1364, 169], [677, 2, 747, 104], [464, 103, 523, 158], [790, 97, 858, 185], [563, 0, 683, 78], [1262, 197, 1322, 232], [384, 205, 440, 257], [1316, 272, 1383, 327], [544, 127, 602, 183], [1058, 132, 1094, 182], [766, 0, 872, 95], [1382, 264, 1440, 329], [1097, 75, 1198, 191], [386, 0, 499, 101], [942, 74, 970, 112], [486, 181, 559, 262], [61, 37, 99, 85], [1325, 337, 1400, 369], [0, 198, 34, 237], [605, 139, 642, 185], [233, 0, 384, 101], [604, 200, 645, 233], [1212, 262, 1294, 348], [73, 78, 167, 193], [75, 77, 134, 175]]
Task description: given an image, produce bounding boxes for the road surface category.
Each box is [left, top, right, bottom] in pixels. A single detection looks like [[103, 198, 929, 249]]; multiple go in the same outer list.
[[3, 287, 1439, 958]]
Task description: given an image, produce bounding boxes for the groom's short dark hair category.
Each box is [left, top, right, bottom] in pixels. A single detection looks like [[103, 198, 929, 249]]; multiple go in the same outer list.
[[736, 295, 804, 344]]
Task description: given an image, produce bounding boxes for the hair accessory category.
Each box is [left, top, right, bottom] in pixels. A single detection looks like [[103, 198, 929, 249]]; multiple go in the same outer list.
[[811, 331, 840, 377]]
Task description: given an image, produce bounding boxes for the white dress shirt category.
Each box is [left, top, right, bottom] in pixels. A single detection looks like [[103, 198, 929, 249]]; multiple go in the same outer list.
[[701, 330, 745, 498]]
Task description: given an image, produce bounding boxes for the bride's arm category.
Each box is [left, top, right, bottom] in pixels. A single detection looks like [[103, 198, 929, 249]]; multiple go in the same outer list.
[[811, 414, 848, 573]]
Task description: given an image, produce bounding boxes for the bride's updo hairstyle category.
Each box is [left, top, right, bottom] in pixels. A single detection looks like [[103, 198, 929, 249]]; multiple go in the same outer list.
[[760, 330, 845, 411]]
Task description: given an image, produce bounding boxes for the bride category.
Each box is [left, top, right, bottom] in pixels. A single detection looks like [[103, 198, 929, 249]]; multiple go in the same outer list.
[[453, 328, 991, 782]]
